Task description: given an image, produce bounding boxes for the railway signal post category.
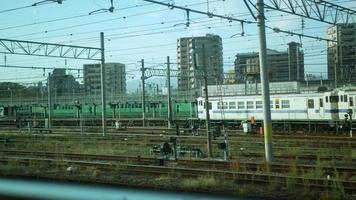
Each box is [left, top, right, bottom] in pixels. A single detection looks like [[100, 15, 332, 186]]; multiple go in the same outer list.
[[257, 0, 274, 163]]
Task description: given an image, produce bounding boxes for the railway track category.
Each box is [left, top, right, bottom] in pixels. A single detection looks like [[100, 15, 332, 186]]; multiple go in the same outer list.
[[1, 150, 355, 177], [0, 152, 355, 193]]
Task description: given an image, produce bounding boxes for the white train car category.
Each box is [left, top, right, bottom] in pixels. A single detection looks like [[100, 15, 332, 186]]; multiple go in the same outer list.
[[197, 88, 355, 122], [0, 106, 4, 117]]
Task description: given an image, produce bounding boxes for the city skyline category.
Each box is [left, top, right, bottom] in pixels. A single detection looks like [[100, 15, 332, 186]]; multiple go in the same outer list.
[[0, 0, 355, 91]]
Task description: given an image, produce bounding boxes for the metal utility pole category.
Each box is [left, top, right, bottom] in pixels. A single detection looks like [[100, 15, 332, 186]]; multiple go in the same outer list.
[[167, 56, 172, 128], [257, 0, 273, 163], [141, 59, 146, 127], [47, 73, 52, 129], [202, 44, 212, 158], [100, 32, 107, 136]]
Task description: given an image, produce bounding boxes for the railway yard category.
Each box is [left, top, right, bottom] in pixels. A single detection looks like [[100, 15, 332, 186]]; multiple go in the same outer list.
[[0, 120, 355, 200]]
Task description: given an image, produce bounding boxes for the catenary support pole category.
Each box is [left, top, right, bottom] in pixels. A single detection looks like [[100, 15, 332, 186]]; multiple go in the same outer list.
[[257, 0, 274, 163], [100, 32, 107, 137], [141, 59, 146, 127], [167, 56, 172, 128], [47, 73, 52, 129], [202, 44, 212, 158]]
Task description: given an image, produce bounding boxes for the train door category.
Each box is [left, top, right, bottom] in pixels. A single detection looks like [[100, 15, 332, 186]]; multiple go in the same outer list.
[[307, 98, 316, 118], [319, 98, 325, 118], [349, 96, 355, 118]]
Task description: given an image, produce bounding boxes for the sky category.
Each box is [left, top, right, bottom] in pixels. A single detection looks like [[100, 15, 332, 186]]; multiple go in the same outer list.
[[0, 0, 355, 91]]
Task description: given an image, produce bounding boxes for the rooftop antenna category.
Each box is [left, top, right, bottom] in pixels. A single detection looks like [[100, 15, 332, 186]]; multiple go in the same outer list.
[[89, 0, 115, 15]]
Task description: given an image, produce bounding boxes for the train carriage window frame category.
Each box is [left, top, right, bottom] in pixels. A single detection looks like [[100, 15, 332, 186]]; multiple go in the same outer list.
[[308, 99, 314, 109], [237, 101, 245, 109], [281, 100, 290, 109], [275, 99, 280, 109], [217, 102, 222, 109], [229, 102, 236, 109], [222, 102, 228, 109], [256, 101, 263, 109], [247, 101, 254, 109]]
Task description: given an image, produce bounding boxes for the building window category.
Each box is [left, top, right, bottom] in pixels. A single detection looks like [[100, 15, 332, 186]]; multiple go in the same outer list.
[[247, 101, 254, 109], [281, 100, 290, 109], [229, 102, 236, 109], [308, 99, 314, 109], [237, 101, 245, 109], [256, 101, 262, 109]]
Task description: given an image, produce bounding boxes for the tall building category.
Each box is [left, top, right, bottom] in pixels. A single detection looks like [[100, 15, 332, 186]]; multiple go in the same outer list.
[[177, 34, 223, 92], [83, 63, 126, 101], [234, 42, 304, 83], [50, 69, 79, 96], [327, 23, 356, 87]]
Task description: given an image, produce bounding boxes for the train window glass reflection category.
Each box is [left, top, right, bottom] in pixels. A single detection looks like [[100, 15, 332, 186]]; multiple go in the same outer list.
[[308, 99, 314, 109], [229, 102, 236, 109], [275, 99, 280, 109], [256, 101, 262, 109], [247, 101, 254, 109], [330, 96, 339, 103], [350, 97, 354, 107], [319, 98, 323, 107], [281, 100, 290, 109], [237, 101, 245, 109]]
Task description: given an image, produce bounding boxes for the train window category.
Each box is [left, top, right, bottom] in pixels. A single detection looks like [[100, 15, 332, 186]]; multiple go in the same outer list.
[[308, 99, 314, 109], [319, 98, 323, 107], [229, 102, 236, 109], [281, 100, 290, 109], [237, 101, 245, 109], [203, 102, 212, 109], [247, 101, 254, 109], [256, 101, 263, 109], [270, 100, 274, 109], [341, 95, 344, 102], [326, 96, 328, 103], [199, 101, 202, 106], [350, 97, 354, 107], [217, 102, 222, 109], [222, 102, 228, 109], [275, 99, 280, 109], [344, 95, 348, 102], [330, 96, 339, 103]]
